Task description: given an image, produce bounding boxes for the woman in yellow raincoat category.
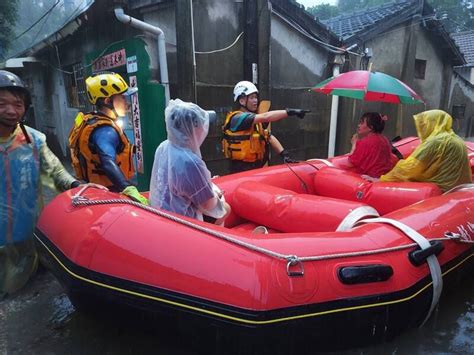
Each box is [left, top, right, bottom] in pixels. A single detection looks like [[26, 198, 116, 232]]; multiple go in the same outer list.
[[380, 109, 472, 192]]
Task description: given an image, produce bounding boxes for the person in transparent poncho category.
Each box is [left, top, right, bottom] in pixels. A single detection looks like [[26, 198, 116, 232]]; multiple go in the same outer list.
[[149, 99, 231, 224]]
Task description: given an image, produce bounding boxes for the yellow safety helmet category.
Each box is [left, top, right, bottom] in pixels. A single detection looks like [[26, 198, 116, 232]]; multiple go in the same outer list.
[[85, 72, 129, 104]]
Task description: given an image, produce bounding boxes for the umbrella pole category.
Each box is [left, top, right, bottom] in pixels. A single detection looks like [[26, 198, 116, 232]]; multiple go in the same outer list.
[[328, 65, 341, 158], [396, 105, 403, 137]]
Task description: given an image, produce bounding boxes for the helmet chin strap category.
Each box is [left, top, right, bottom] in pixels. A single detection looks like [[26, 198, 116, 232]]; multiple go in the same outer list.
[[100, 98, 119, 119]]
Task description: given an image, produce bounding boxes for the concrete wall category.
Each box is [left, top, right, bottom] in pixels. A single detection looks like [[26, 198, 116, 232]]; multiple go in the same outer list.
[[14, 0, 334, 175], [142, 3, 177, 92], [448, 74, 474, 138], [336, 24, 414, 155], [335, 22, 457, 154], [269, 13, 332, 160], [413, 28, 448, 109], [455, 66, 474, 85]]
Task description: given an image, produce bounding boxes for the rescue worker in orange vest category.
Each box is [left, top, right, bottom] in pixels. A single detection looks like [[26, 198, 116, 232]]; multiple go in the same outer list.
[[222, 81, 309, 173], [68, 72, 147, 204]]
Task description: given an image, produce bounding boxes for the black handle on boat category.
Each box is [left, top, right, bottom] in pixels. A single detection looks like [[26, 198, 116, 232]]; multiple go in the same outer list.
[[408, 240, 445, 267], [338, 264, 393, 285]]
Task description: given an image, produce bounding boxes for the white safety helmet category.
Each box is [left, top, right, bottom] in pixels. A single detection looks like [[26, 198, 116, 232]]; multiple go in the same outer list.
[[233, 81, 259, 102]]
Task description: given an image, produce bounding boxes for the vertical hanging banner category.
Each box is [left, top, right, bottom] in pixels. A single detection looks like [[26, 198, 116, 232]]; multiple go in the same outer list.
[[129, 75, 144, 173]]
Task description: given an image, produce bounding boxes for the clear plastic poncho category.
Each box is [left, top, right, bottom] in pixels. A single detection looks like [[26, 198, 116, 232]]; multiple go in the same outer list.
[[149, 99, 226, 220], [381, 110, 472, 192]]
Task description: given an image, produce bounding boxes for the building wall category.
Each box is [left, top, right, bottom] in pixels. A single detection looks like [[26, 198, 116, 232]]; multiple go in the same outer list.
[[335, 22, 457, 154], [20, 0, 134, 158], [144, 0, 334, 174], [193, 0, 245, 175], [15, 0, 336, 175], [413, 28, 448, 110], [269, 13, 333, 160], [448, 74, 474, 138], [455, 66, 474, 85], [336, 23, 413, 155], [142, 3, 177, 92]]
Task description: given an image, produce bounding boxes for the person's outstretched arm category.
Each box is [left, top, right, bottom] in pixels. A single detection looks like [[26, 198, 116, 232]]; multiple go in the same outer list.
[[40, 140, 79, 191]]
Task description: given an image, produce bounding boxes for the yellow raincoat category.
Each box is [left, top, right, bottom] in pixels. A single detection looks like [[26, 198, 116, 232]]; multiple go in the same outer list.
[[381, 110, 472, 192]]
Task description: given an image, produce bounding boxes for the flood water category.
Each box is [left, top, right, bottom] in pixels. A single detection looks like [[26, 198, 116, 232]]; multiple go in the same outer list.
[[1, 267, 472, 354]]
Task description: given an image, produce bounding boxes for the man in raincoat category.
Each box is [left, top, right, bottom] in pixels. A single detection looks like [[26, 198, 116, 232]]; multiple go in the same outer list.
[[380, 109, 472, 192], [149, 99, 230, 224], [0, 70, 81, 298]]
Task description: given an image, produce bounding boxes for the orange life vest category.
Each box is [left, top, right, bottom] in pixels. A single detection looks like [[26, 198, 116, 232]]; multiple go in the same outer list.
[[222, 111, 269, 162], [68, 112, 134, 187]]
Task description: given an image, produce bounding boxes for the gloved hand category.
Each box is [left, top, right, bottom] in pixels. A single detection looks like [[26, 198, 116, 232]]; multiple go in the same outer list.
[[286, 108, 310, 119], [280, 149, 298, 163], [122, 186, 149, 205]]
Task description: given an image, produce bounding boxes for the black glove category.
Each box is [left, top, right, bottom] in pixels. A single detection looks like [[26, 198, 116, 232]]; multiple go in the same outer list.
[[286, 108, 310, 119], [280, 149, 298, 163]]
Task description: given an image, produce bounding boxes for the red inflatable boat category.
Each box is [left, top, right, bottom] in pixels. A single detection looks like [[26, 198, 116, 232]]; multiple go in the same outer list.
[[35, 137, 474, 351]]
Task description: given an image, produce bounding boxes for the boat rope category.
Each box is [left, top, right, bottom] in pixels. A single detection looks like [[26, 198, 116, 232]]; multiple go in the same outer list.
[[283, 162, 309, 193], [443, 183, 474, 194], [305, 158, 334, 167], [71, 191, 472, 281], [356, 217, 443, 326]]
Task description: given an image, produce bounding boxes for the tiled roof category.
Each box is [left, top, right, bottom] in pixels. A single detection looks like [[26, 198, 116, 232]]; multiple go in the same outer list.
[[323, 0, 415, 40], [451, 30, 474, 65]]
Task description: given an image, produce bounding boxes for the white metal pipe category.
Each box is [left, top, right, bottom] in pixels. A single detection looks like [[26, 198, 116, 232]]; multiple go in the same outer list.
[[114, 7, 170, 105], [327, 64, 340, 158]]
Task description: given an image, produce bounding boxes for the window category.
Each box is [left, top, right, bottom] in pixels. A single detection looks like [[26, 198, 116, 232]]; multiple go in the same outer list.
[[414, 59, 427, 79], [64, 63, 90, 110], [452, 105, 465, 120]]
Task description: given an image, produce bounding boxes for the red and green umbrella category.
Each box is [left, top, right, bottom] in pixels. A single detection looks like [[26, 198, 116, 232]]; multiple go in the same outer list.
[[312, 70, 424, 104]]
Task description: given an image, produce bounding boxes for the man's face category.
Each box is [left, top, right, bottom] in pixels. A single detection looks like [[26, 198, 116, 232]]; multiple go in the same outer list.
[[239, 93, 259, 113], [0, 90, 26, 128], [111, 94, 128, 117]]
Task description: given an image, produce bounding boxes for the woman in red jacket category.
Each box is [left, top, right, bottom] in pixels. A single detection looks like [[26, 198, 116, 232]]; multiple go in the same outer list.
[[347, 112, 394, 178]]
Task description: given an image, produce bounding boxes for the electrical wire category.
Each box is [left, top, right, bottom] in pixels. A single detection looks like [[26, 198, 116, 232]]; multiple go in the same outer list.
[[58, 0, 90, 29], [195, 32, 244, 54], [29, 1, 64, 47], [11, 0, 62, 41]]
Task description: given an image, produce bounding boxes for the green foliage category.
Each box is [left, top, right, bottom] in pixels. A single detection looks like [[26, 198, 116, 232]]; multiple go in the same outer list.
[[429, 0, 474, 32], [0, 0, 20, 58], [307, 4, 340, 20]]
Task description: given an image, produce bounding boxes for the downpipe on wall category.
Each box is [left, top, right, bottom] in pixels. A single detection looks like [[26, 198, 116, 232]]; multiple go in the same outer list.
[[114, 7, 170, 106]]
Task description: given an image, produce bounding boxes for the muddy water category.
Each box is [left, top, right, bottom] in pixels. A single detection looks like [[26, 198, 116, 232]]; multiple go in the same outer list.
[[1, 269, 472, 355]]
